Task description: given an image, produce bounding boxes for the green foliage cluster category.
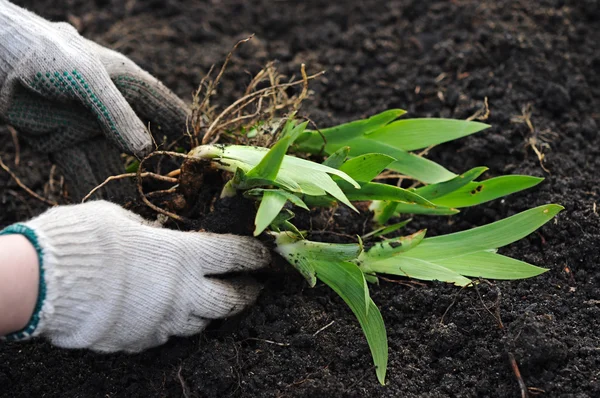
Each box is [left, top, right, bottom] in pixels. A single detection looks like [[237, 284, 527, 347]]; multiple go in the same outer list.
[[188, 110, 562, 384]]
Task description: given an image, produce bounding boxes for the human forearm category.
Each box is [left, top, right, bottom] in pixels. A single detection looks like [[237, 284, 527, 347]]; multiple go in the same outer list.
[[0, 234, 39, 336]]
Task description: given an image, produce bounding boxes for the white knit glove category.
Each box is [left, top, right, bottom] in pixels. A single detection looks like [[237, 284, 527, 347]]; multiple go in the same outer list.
[[0, 201, 271, 352], [0, 1, 190, 200]]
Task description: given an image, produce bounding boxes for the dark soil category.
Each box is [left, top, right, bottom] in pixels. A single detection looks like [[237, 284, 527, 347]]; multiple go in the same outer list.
[[1, 0, 599, 397]]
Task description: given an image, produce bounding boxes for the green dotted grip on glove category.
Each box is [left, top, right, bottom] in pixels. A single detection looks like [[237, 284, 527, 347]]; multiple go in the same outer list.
[[26, 69, 129, 151]]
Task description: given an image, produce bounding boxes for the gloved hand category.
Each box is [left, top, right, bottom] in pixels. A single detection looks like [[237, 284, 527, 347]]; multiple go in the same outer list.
[[0, 1, 190, 200], [0, 201, 270, 352]]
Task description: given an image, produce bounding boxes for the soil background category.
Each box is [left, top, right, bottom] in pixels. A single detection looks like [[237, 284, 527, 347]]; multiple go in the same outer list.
[[1, 0, 599, 397]]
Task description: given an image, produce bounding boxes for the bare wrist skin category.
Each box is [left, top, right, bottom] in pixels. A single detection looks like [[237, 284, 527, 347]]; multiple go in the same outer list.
[[0, 234, 39, 335]]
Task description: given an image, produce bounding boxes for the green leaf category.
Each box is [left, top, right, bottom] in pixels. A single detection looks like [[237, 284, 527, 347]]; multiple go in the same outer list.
[[254, 191, 288, 236], [361, 230, 426, 262], [315, 135, 457, 184], [295, 113, 487, 184], [302, 195, 337, 208], [311, 260, 388, 384], [125, 159, 140, 173], [416, 167, 488, 200], [273, 233, 317, 287], [273, 233, 361, 263], [362, 219, 412, 240], [338, 154, 396, 182], [366, 119, 490, 151], [434, 250, 548, 280], [281, 220, 304, 236], [339, 181, 436, 207], [322, 146, 350, 168], [431, 176, 544, 208], [364, 273, 379, 284], [393, 203, 460, 216], [368, 256, 473, 286], [268, 209, 295, 232], [246, 120, 308, 180], [190, 144, 360, 211], [370, 200, 400, 224], [245, 188, 309, 210], [406, 204, 564, 261], [387, 151, 456, 184], [295, 109, 406, 153]]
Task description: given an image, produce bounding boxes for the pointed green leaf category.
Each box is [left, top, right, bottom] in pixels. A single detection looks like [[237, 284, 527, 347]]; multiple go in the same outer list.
[[361, 230, 426, 262], [323, 146, 350, 168], [393, 203, 460, 216], [295, 109, 406, 153], [282, 220, 304, 236], [191, 144, 360, 211], [338, 154, 396, 182], [246, 120, 308, 180], [268, 209, 295, 232], [434, 250, 548, 280], [245, 188, 309, 210], [366, 119, 490, 151], [312, 260, 388, 384], [407, 204, 564, 261], [320, 135, 456, 183], [431, 176, 544, 208], [362, 219, 412, 240], [254, 191, 288, 236], [339, 181, 435, 207], [416, 167, 488, 200], [387, 151, 456, 184], [302, 194, 337, 208], [367, 256, 473, 287]]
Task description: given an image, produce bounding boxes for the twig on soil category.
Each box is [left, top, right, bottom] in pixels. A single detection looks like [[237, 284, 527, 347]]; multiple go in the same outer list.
[[466, 97, 490, 121], [177, 366, 192, 398], [244, 337, 290, 347], [471, 279, 531, 397], [508, 352, 529, 398], [512, 103, 552, 173], [295, 63, 309, 111], [474, 279, 504, 329], [0, 156, 58, 207], [313, 320, 335, 337], [440, 282, 472, 324], [7, 125, 20, 166], [280, 364, 331, 394], [378, 276, 427, 288], [527, 387, 546, 395]]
